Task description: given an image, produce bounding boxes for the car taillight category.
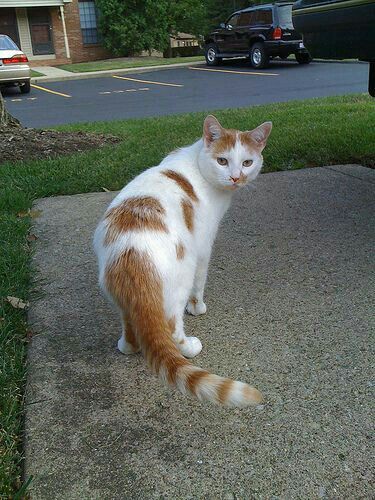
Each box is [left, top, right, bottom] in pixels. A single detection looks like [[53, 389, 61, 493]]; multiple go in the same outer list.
[[2, 54, 29, 64], [272, 27, 282, 40]]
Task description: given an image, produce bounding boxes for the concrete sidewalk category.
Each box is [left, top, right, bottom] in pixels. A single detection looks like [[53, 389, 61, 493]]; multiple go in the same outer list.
[[25, 166, 374, 499], [31, 60, 205, 84]]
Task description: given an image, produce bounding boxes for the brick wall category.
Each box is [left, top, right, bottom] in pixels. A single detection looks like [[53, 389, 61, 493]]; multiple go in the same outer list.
[[28, 0, 112, 66], [48, 7, 70, 65], [63, 0, 111, 63]]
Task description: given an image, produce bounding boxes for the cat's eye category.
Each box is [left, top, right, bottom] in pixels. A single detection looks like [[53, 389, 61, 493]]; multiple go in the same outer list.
[[242, 159, 253, 167], [217, 157, 228, 166]]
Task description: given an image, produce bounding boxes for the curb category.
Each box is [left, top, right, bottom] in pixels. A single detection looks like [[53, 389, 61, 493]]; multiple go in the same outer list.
[[31, 60, 206, 84]]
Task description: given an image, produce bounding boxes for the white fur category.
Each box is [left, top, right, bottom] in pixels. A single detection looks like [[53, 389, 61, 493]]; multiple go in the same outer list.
[[117, 334, 134, 354], [94, 118, 270, 360]]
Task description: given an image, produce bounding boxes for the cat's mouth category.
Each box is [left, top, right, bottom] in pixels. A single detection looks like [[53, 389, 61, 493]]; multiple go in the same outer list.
[[223, 184, 240, 191]]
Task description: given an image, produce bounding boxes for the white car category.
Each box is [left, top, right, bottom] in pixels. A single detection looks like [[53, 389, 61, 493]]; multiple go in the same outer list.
[[0, 34, 31, 93]]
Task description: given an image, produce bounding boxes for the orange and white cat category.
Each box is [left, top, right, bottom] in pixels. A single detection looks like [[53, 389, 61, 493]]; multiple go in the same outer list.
[[94, 115, 272, 407]]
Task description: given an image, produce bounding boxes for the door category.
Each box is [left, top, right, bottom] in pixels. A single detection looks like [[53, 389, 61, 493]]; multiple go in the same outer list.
[[236, 11, 256, 53], [28, 8, 54, 55], [216, 13, 240, 53]]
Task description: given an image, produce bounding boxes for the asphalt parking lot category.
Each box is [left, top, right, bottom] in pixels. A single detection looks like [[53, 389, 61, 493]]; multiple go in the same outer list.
[[3, 60, 369, 127]]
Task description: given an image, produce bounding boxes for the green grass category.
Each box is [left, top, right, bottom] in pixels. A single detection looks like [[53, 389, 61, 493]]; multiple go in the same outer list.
[[57, 55, 204, 73], [0, 94, 373, 496], [30, 70, 44, 78]]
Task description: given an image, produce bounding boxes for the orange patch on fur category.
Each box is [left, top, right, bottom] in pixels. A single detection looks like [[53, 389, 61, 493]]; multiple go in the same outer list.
[[105, 249, 188, 384], [162, 170, 198, 202], [122, 314, 139, 352], [181, 198, 194, 232], [189, 297, 198, 306], [243, 385, 264, 404], [104, 196, 167, 245], [237, 172, 247, 186], [217, 379, 234, 404], [186, 369, 210, 395], [211, 129, 237, 156], [175, 242, 185, 260], [240, 131, 261, 151], [167, 316, 176, 334]]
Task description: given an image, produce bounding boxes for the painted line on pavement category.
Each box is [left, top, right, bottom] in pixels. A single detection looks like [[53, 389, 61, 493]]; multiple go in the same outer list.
[[98, 88, 151, 96], [188, 66, 279, 76], [9, 97, 38, 102], [31, 84, 72, 98], [112, 75, 183, 87]]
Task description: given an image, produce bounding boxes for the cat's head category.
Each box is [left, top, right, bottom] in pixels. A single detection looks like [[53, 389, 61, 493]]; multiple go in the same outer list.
[[199, 115, 272, 191]]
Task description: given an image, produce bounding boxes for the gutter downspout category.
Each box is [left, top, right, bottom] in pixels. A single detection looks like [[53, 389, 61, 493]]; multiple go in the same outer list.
[[60, 5, 70, 59]]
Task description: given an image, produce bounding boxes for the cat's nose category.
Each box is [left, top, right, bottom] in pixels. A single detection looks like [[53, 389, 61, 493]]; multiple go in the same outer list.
[[230, 176, 240, 183]]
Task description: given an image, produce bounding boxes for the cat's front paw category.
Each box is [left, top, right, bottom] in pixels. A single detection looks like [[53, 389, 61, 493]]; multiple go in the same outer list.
[[186, 298, 207, 316]]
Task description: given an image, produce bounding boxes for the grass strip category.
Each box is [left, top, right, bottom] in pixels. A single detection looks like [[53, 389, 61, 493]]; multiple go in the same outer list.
[[57, 55, 204, 73], [0, 94, 373, 495], [30, 70, 45, 78]]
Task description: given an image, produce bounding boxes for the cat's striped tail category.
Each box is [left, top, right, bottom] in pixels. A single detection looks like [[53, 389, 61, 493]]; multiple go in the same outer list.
[[105, 248, 263, 408], [141, 328, 263, 408]]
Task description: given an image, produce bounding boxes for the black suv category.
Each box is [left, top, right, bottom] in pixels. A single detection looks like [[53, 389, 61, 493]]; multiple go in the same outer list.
[[204, 2, 311, 68]]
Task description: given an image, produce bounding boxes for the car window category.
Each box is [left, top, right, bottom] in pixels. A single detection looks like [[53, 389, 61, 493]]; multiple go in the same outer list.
[[0, 35, 19, 50], [276, 5, 294, 29], [254, 10, 273, 25], [226, 14, 239, 28], [238, 12, 256, 26]]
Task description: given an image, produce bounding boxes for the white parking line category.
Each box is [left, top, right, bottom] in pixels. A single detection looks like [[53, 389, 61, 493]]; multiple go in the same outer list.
[[98, 88, 151, 96], [113, 75, 183, 87]]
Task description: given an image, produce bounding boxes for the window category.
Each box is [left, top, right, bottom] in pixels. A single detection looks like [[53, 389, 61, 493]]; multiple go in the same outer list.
[[79, 0, 100, 45], [276, 5, 293, 29], [226, 14, 239, 28], [238, 12, 255, 26], [254, 10, 273, 25], [0, 34, 19, 50]]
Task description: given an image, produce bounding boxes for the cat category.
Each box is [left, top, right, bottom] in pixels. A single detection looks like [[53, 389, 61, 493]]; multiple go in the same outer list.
[[94, 115, 272, 407]]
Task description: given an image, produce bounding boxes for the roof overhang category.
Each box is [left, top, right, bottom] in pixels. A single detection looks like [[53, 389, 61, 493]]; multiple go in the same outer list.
[[1, 0, 72, 7]]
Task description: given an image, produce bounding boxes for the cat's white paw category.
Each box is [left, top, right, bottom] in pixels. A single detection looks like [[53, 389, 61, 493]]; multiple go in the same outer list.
[[179, 336, 202, 358], [117, 335, 138, 355], [186, 299, 207, 316]]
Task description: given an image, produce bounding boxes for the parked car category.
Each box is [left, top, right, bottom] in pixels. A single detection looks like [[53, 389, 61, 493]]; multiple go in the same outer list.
[[293, 0, 375, 95], [204, 2, 311, 68], [0, 34, 31, 93]]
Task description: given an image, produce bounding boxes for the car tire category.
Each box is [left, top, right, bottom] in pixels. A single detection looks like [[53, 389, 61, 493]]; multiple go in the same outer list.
[[250, 43, 269, 69], [20, 80, 31, 94], [295, 52, 312, 64], [205, 44, 221, 66]]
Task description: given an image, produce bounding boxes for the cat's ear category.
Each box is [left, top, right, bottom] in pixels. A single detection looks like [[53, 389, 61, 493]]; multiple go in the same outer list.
[[203, 115, 223, 145], [247, 122, 272, 150]]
